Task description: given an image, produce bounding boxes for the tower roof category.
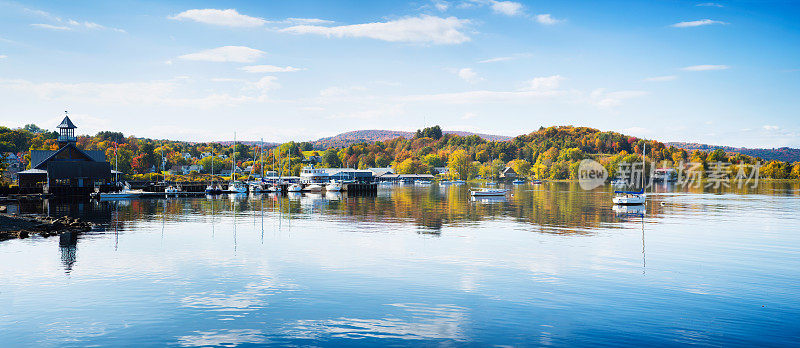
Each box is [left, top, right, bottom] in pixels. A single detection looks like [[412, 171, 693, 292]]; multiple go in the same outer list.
[[57, 115, 76, 129]]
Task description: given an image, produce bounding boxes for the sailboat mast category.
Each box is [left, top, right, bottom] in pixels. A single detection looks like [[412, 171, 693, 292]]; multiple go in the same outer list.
[[260, 138, 264, 178], [642, 142, 646, 190], [232, 132, 236, 181]]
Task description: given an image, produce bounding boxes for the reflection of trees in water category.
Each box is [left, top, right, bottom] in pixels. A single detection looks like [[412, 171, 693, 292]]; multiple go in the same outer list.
[[42, 181, 798, 236]]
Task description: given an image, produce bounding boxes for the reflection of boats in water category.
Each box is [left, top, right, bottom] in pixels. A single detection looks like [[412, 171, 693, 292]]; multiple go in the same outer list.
[[470, 188, 508, 196], [325, 191, 343, 200], [287, 184, 303, 192], [415, 180, 432, 186], [512, 179, 525, 184], [612, 204, 645, 217], [470, 195, 508, 203]]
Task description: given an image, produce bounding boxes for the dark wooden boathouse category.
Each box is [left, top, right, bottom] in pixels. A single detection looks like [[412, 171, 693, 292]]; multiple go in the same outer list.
[[17, 114, 114, 196]]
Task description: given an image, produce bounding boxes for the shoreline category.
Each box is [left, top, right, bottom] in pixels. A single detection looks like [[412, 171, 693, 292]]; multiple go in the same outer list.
[[0, 213, 93, 242]]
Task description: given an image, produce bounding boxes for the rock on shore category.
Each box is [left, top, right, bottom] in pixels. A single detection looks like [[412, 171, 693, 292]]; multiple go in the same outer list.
[[0, 214, 93, 242]]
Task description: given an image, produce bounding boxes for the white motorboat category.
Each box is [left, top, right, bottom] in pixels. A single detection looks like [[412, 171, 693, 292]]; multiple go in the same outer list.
[[470, 188, 508, 196], [99, 183, 145, 200], [228, 181, 248, 193], [304, 184, 323, 192], [326, 181, 343, 192], [415, 180, 432, 185], [287, 183, 303, 192]]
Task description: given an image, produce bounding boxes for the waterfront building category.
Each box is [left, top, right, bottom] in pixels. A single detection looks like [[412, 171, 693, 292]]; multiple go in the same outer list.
[[17, 114, 113, 195]]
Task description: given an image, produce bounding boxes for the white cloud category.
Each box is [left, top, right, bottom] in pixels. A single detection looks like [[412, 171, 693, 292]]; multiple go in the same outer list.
[[28, 9, 125, 33], [319, 86, 367, 98], [31, 23, 71, 31], [285, 18, 334, 25], [0, 77, 278, 108], [489, 1, 524, 16], [534, 14, 563, 25], [457, 68, 481, 83], [590, 89, 648, 108], [462, 112, 477, 120], [0, 55, 6, 59], [671, 19, 727, 28], [644, 75, 677, 82], [696, 3, 724, 7], [178, 46, 265, 63], [281, 15, 471, 45], [763, 125, 779, 131], [477, 53, 531, 63], [169, 9, 266, 27], [433, 1, 450, 11], [244, 76, 280, 94], [523, 75, 564, 90], [240, 65, 304, 73], [681, 64, 730, 71]]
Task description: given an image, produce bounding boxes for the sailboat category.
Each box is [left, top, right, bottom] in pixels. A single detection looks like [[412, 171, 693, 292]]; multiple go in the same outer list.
[[227, 132, 248, 194], [249, 138, 267, 193], [206, 146, 223, 194], [613, 142, 646, 205]]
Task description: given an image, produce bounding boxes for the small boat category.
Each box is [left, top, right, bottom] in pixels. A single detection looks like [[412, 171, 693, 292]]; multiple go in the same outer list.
[[613, 142, 647, 206], [304, 184, 323, 192], [451, 180, 466, 185], [613, 190, 646, 205], [287, 183, 303, 192], [512, 179, 525, 184], [99, 183, 145, 199], [205, 184, 223, 194], [248, 181, 267, 193], [227, 181, 248, 193], [165, 185, 181, 194], [532, 180, 543, 185], [470, 188, 508, 196], [415, 180, 432, 185], [439, 180, 451, 185], [326, 181, 343, 192], [486, 182, 497, 186]]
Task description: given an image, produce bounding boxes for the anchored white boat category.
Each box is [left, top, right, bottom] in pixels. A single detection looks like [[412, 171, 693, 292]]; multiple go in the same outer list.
[[99, 183, 145, 199], [165, 185, 181, 194], [228, 181, 248, 193], [470, 188, 508, 196], [304, 184, 323, 192], [326, 181, 343, 192], [613, 143, 646, 206], [287, 183, 303, 192], [205, 184, 223, 194]]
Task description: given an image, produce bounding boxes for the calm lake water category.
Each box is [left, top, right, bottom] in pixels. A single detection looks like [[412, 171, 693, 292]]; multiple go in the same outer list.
[[2, 182, 800, 346]]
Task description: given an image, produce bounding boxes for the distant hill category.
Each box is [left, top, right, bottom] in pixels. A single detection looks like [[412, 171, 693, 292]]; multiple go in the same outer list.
[[310, 129, 512, 149], [668, 142, 800, 162]]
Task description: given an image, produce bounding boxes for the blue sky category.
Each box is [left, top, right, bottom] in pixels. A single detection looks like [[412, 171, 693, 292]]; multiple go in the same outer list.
[[0, 0, 798, 147]]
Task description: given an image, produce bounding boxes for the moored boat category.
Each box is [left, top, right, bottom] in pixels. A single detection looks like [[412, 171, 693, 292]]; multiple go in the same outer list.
[[470, 188, 508, 196]]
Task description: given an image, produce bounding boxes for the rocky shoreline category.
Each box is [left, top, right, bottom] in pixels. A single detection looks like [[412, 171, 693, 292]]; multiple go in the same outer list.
[[0, 211, 94, 242]]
